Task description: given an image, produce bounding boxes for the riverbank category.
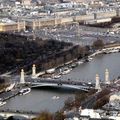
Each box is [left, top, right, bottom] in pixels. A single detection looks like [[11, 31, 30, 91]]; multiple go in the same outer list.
[[38, 42, 120, 79], [0, 32, 81, 75], [0, 32, 120, 77]]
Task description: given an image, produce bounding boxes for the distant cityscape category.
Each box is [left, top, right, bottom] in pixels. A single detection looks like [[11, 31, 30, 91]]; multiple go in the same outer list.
[[0, 0, 119, 32]]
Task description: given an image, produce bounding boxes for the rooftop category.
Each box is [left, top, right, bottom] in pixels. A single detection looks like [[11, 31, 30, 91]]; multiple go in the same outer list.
[[0, 18, 16, 25]]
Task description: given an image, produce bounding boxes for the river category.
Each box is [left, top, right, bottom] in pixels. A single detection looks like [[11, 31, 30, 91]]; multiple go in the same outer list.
[[61, 52, 120, 82], [0, 52, 120, 113]]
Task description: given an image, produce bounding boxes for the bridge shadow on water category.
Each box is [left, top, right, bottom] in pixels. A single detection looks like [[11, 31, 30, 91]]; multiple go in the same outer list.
[[32, 86, 86, 94]]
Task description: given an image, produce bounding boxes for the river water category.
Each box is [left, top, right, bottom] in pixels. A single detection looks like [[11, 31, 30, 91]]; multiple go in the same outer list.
[[0, 52, 120, 113], [61, 52, 120, 82]]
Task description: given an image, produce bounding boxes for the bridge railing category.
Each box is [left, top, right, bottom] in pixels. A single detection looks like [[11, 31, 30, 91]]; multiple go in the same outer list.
[[29, 78, 95, 86]]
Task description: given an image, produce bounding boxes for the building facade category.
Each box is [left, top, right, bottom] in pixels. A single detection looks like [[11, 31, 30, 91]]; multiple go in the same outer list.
[[0, 19, 25, 32]]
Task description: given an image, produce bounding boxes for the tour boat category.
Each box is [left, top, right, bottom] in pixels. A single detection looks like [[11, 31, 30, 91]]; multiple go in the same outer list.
[[19, 88, 31, 95], [0, 101, 6, 107]]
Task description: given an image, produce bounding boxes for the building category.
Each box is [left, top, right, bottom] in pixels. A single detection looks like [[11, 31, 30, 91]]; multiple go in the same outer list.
[[84, 18, 112, 25], [0, 18, 25, 32], [110, 92, 120, 101], [25, 16, 74, 29], [19, 0, 32, 6], [80, 109, 101, 119]]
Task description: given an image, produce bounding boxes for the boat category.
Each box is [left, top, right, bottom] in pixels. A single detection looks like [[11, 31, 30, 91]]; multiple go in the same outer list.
[[110, 49, 119, 53], [61, 68, 72, 75], [52, 75, 61, 79], [103, 50, 111, 54], [104, 49, 119, 54], [77, 60, 84, 65], [46, 68, 55, 74], [52, 96, 59, 100], [0, 101, 6, 106], [71, 63, 77, 68], [88, 57, 93, 62], [88, 82, 92, 85], [19, 88, 31, 95], [5, 83, 15, 92]]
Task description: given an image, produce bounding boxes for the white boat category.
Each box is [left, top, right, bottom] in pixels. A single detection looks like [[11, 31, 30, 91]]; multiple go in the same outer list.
[[71, 63, 77, 68], [61, 68, 72, 75], [0, 101, 6, 106], [88, 57, 93, 61], [110, 49, 119, 53], [52, 96, 59, 100], [46, 68, 55, 74], [88, 82, 92, 85], [5, 83, 15, 92], [20, 88, 31, 95], [104, 50, 111, 54], [77, 60, 84, 65], [104, 49, 119, 54], [52, 75, 61, 79]]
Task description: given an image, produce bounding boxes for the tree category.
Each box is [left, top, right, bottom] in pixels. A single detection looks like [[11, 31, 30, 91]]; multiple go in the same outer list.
[[54, 111, 65, 120], [93, 95, 110, 109], [87, 89, 97, 96], [74, 92, 88, 108], [79, 47, 86, 58], [96, 88, 111, 100], [92, 39, 104, 50], [33, 111, 53, 120], [64, 97, 74, 110]]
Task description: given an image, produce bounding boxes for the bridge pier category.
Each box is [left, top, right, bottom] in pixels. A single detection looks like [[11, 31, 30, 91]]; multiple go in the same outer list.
[[95, 74, 101, 91], [105, 69, 110, 84], [20, 69, 25, 84], [32, 64, 37, 78]]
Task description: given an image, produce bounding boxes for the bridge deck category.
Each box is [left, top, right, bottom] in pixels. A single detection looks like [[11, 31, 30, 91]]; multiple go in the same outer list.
[[27, 78, 95, 91]]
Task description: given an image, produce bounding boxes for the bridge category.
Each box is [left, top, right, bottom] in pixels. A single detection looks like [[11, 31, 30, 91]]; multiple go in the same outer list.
[[0, 109, 38, 119], [2, 60, 114, 93], [25, 78, 95, 92]]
